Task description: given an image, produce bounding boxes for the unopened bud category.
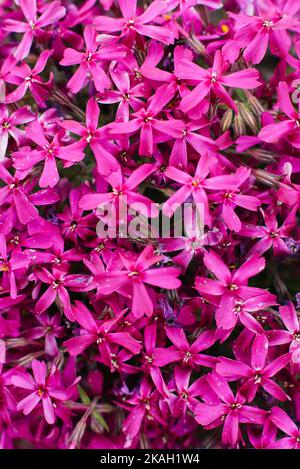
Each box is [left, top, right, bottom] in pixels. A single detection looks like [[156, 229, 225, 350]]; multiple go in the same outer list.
[[253, 169, 280, 187], [221, 108, 233, 132], [233, 110, 246, 136], [238, 103, 259, 133]]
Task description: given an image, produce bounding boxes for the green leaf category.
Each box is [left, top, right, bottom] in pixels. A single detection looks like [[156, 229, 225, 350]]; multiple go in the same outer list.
[[78, 385, 91, 405], [92, 410, 109, 432]]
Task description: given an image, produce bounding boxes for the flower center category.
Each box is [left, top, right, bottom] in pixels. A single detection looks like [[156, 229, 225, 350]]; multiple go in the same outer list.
[[211, 72, 218, 83], [95, 243, 105, 252], [228, 283, 238, 291], [2, 121, 10, 129], [254, 373, 262, 384], [29, 21, 36, 30], [263, 20, 274, 28], [144, 115, 153, 123], [86, 52, 93, 63], [86, 131, 92, 143], [128, 271, 139, 277], [230, 402, 242, 409], [183, 351, 192, 364], [70, 221, 78, 231], [52, 280, 62, 290], [221, 24, 229, 34], [127, 19, 136, 29], [0, 263, 9, 272], [145, 355, 153, 363]]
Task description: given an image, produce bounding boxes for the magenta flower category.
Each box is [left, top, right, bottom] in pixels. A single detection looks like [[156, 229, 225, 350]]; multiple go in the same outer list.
[[141, 44, 194, 101], [141, 323, 170, 397], [95, 245, 181, 317], [240, 206, 297, 256], [163, 153, 239, 225], [1, 0, 300, 451], [79, 162, 158, 218], [259, 82, 300, 148], [209, 167, 261, 232], [60, 26, 126, 94], [5, 50, 53, 107], [0, 165, 59, 226], [11, 359, 77, 424], [64, 301, 142, 357], [13, 121, 85, 188], [109, 84, 185, 157], [195, 250, 273, 331], [26, 313, 64, 357], [177, 50, 261, 113], [0, 235, 29, 299], [195, 372, 267, 447], [33, 267, 93, 319], [57, 186, 96, 245], [4, 0, 66, 60], [230, 2, 300, 64], [268, 302, 300, 364], [97, 69, 147, 122], [154, 326, 216, 369], [168, 367, 212, 417], [0, 105, 34, 160], [60, 98, 117, 176], [269, 406, 300, 449], [121, 378, 165, 447], [169, 118, 218, 169], [216, 334, 291, 401], [94, 0, 174, 44]]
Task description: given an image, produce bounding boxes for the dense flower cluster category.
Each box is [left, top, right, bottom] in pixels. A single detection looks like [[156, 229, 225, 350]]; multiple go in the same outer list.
[[0, 0, 299, 450]]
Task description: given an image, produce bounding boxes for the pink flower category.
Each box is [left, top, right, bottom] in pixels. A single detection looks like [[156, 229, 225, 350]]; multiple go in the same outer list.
[[163, 153, 239, 225], [13, 121, 85, 188], [0, 105, 34, 160], [209, 167, 261, 232], [64, 301, 142, 357], [95, 245, 181, 317], [60, 26, 126, 94], [97, 69, 147, 122], [195, 372, 267, 447], [230, 2, 300, 64], [154, 326, 216, 369], [239, 206, 297, 256], [79, 162, 158, 218], [269, 406, 300, 449], [259, 82, 300, 148], [33, 267, 93, 319], [195, 250, 273, 331], [4, 0, 66, 60], [11, 359, 78, 424], [177, 50, 261, 113], [5, 50, 53, 107], [216, 334, 291, 401], [0, 234, 29, 299], [60, 98, 117, 176], [268, 302, 300, 364], [94, 0, 174, 45], [0, 164, 59, 225], [109, 84, 185, 157], [26, 313, 64, 357]]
